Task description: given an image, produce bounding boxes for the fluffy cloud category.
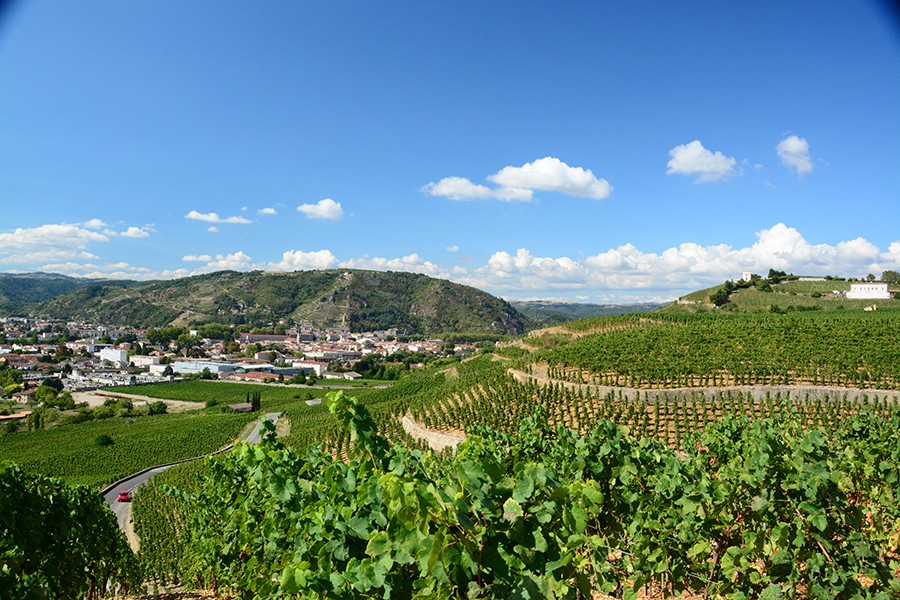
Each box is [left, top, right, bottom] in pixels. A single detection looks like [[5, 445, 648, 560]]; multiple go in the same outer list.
[[208, 226, 219, 233], [203, 251, 256, 271], [488, 157, 612, 200], [0, 224, 110, 264], [119, 226, 150, 238], [421, 177, 533, 202], [257, 207, 277, 215], [82, 218, 107, 230], [455, 223, 896, 301], [339, 253, 450, 279], [666, 140, 738, 183], [423, 156, 611, 202], [447, 245, 460, 252], [297, 199, 344, 221], [185, 210, 252, 224], [776, 135, 813, 176], [182, 254, 212, 262], [269, 249, 340, 270]]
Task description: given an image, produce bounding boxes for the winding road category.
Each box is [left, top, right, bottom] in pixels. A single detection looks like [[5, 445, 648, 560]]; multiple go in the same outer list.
[[103, 412, 280, 544]]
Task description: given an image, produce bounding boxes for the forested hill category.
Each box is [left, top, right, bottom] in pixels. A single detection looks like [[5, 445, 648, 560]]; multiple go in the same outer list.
[[0, 272, 138, 314], [7, 270, 527, 334]]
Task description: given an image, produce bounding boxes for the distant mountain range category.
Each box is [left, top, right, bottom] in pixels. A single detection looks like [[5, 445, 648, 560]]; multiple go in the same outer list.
[[509, 300, 663, 326], [0, 270, 527, 335]]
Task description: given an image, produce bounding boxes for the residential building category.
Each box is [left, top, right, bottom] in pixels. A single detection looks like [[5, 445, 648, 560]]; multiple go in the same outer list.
[[99, 347, 128, 365]]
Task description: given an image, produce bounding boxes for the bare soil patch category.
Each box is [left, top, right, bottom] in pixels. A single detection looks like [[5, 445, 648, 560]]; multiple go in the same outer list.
[[72, 391, 202, 413]]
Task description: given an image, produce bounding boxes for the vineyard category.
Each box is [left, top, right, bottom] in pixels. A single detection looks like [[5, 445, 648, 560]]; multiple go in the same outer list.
[[0, 411, 255, 487], [7, 308, 900, 597], [531, 311, 900, 390], [135, 390, 900, 598], [0, 463, 140, 598], [120, 380, 325, 409]]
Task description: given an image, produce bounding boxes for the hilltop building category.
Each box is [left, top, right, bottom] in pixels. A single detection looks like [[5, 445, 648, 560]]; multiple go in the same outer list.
[[846, 282, 891, 299]]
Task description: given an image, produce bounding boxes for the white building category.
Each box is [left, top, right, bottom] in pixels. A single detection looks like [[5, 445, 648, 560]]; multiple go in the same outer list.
[[290, 360, 330, 377], [130, 355, 160, 367], [846, 282, 891, 299], [171, 360, 241, 376], [99, 347, 128, 365]]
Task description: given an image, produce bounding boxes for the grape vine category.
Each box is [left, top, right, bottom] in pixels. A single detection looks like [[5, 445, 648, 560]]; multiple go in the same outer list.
[[157, 390, 899, 598]]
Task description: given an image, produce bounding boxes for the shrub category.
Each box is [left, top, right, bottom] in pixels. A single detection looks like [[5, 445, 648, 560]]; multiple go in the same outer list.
[[94, 433, 114, 447]]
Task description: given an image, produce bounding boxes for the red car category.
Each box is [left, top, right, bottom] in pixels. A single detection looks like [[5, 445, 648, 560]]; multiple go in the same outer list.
[[117, 490, 133, 502]]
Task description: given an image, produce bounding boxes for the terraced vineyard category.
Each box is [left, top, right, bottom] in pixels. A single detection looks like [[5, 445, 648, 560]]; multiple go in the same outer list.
[[531, 310, 900, 389], [62, 307, 900, 598], [137, 391, 900, 598], [407, 372, 899, 448]]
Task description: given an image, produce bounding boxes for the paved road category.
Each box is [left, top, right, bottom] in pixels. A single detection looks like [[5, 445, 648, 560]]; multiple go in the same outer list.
[[104, 412, 280, 537]]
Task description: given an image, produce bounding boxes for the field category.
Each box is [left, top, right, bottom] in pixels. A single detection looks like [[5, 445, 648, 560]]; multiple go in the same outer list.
[[0, 411, 255, 487], [120, 379, 326, 409]]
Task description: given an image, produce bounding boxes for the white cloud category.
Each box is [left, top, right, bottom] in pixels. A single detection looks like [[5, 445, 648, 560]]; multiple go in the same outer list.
[[339, 253, 450, 278], [82, 218, 107, 230], [488, 157, 612, 200], [776, 135, 813, 176], [447, 245, 460, 252], [455, 223, 897, 301], [269, 249, 340, 271], [881, 242, 900, 270], [666, 140, 738, 183], [0, 224, 110, 264], [297, 199, 344, 221], [185, 210, 251, 224], [423, 156, 611, 202], [421, 177, 533, 202], [183, 254, 212, 262], [257, 207, 277, 215], [208, 226, 219, 233], [119, 226, 150, 238], [203, 251, 255, 271]]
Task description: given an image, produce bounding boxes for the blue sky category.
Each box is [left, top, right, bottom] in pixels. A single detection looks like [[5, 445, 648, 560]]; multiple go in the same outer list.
[[2, 1, 899, 302]]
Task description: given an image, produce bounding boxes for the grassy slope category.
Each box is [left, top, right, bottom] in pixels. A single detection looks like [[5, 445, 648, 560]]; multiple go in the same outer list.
[[0, 411, 255, 487], [668, 279, 897, 313]]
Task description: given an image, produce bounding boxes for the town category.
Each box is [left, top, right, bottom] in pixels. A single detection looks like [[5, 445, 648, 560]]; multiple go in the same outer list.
[[0, 317, 482, 402]]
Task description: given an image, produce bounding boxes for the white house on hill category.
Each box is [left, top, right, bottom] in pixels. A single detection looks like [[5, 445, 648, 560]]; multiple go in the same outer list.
[[846, 282, 891, 299]]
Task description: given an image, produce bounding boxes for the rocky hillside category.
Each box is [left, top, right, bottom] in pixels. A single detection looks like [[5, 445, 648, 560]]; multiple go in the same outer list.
[[10, 270, 526, 335]]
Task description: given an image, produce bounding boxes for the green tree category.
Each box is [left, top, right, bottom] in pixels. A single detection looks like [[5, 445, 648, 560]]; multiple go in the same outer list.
[[41, 377, 64, 392], [881, 270, 900, 285], [710, 286, 731, 306]]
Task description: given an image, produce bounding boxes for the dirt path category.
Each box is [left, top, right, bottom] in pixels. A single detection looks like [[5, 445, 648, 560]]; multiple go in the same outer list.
[[400, 414, 465, 452], [509, 364, 900, 404]]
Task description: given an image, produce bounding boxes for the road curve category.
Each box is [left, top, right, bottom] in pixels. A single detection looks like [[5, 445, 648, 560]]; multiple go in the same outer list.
[[104, 412, 281, 538]]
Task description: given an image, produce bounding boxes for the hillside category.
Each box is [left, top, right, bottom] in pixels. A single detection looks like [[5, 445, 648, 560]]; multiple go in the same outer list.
[[510, 300, 662, 326], [664, 277, 898, 313], [0, 272, 138, 315], [15, 270, 526, 334]]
